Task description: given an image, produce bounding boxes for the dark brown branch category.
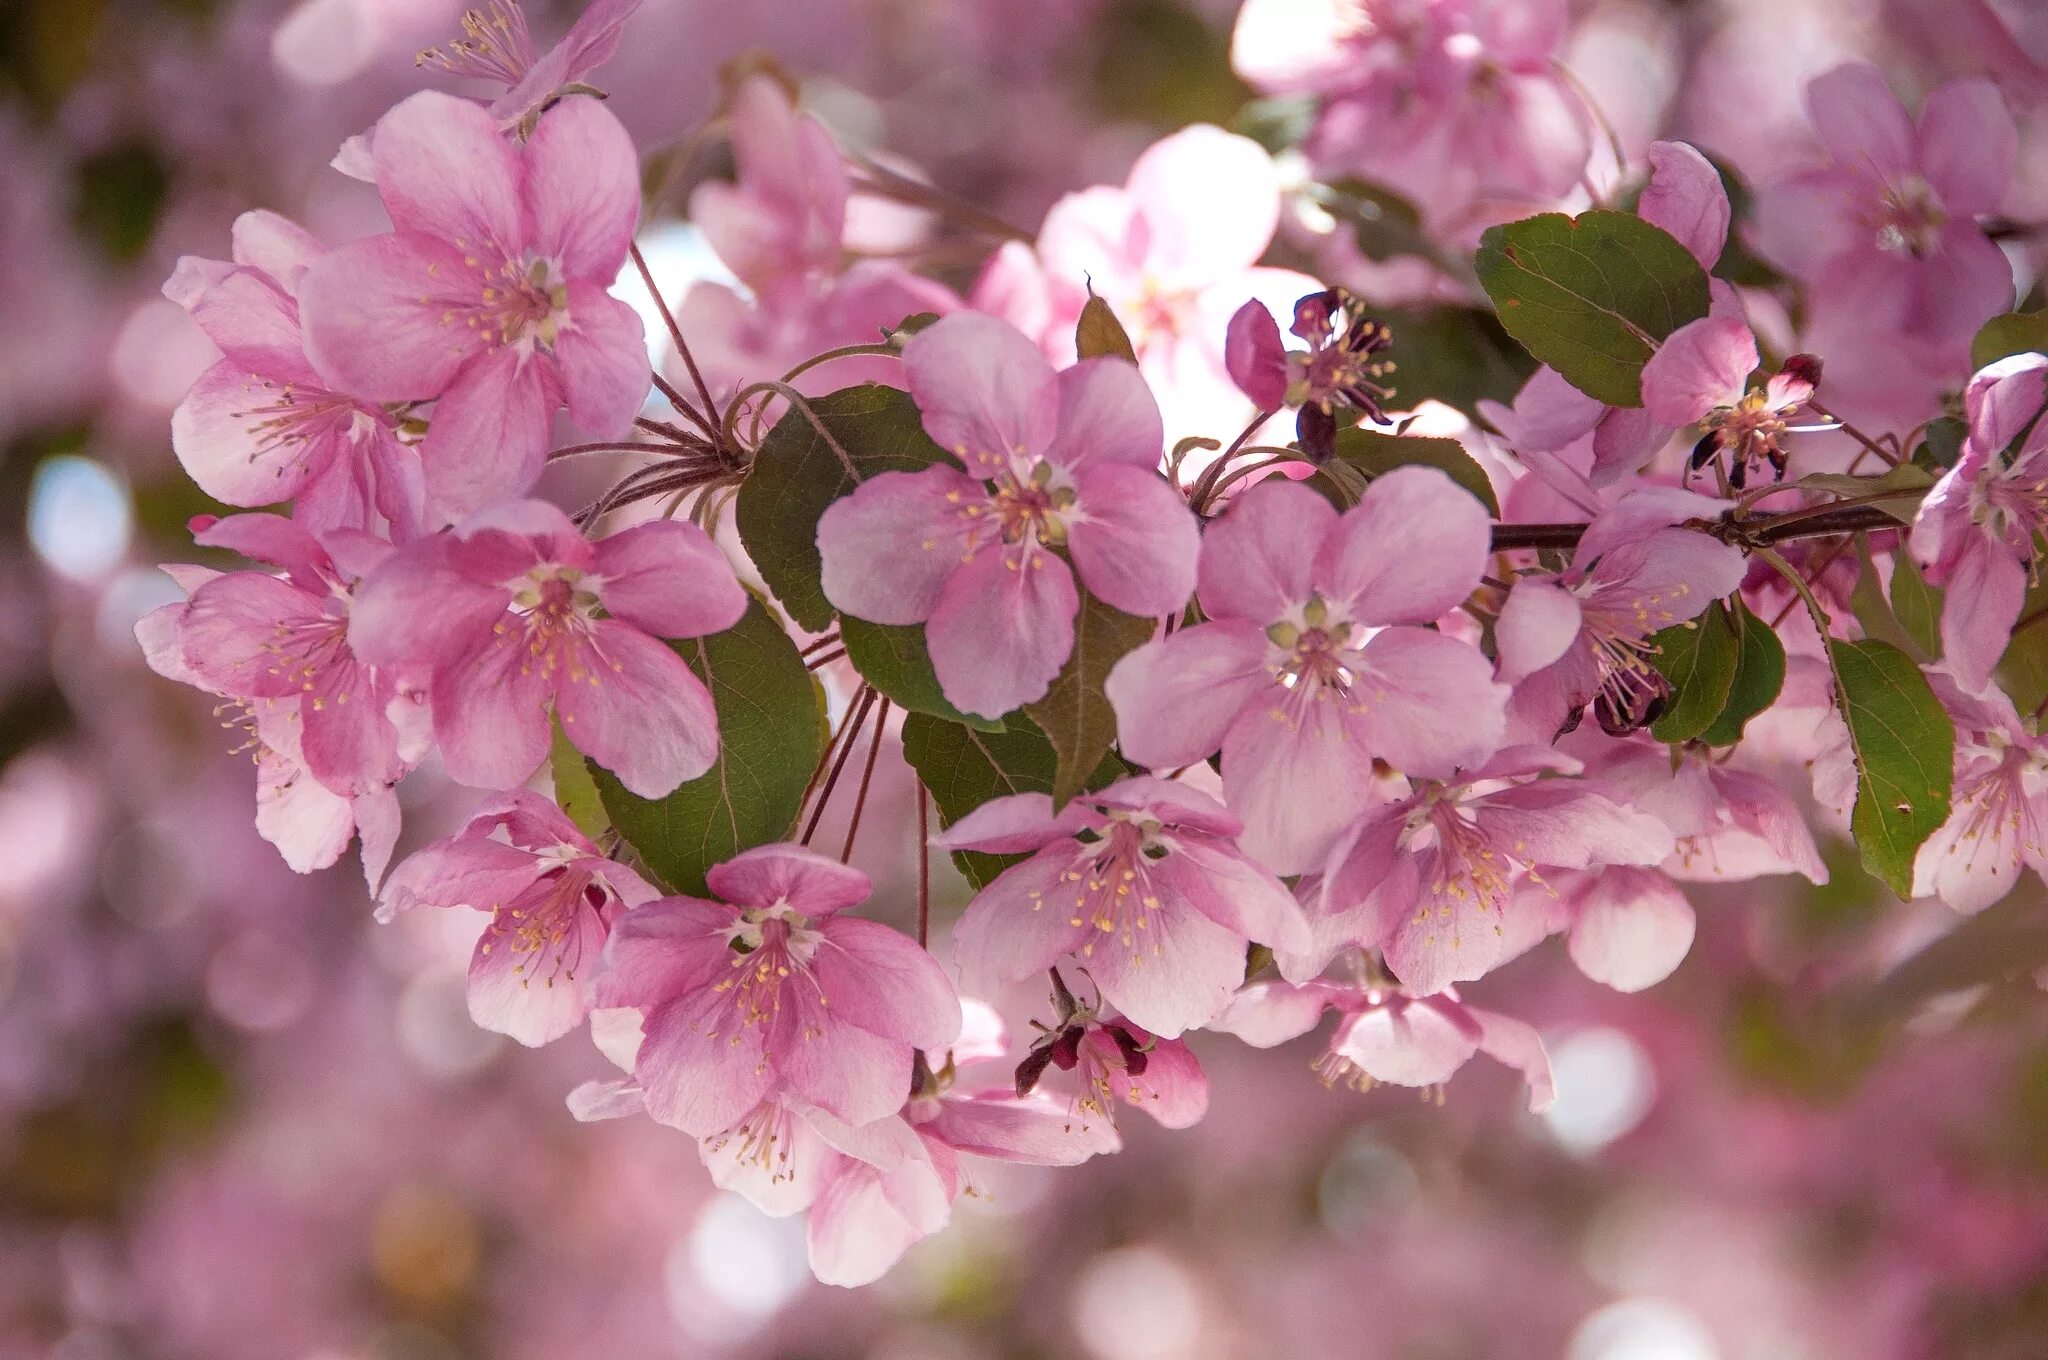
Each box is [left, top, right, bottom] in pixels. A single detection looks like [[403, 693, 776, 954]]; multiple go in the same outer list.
[[1489, 502, 1908, 554]]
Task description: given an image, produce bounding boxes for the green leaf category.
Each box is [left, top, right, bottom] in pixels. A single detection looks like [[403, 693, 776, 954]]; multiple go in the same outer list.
[[1307, 426, 1500, 516], [1648, 601, 1742, 743], [1795, 464, 1934, 524], [1474, 210, 1711, 407], [1888, 550, 1944, 661], [1827, 638, 1954, 898], [735, 384, 956, 633], [1075, 294, 1138, 364], [1914, 416, 1967, 470], [549, 719, 610, 840], [1321, 179, 1437, 265], [1973, 310, 2048, 370], [1376, 305, 1536, 416], [593, 601, 827, 896], [1699, 600, 1786, 746], [839, 617, 1004, 732], [902, 712, 1123, 888], [1848, 535, 1928, 663], [1024, 591, 1157, 808]]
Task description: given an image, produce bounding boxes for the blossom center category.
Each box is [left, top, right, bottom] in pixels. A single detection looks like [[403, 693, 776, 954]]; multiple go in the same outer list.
[[1268, 596, 1366, 696], [1874, 176, 1947, 257], [480, 866, 605, 990], [417, 2, 536, 84], [1031, 817, 1169, 958], [717, 903, 828, 1029], [479, 254, 571, 351]]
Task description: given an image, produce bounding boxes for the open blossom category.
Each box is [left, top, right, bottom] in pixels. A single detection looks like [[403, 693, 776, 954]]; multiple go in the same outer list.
[[164, 514, 409, 799], [1913, 676, 2048, 914], [973, 124, 1318, 443], [1233, 0, 1590, 229], [164, 213, 422, 538], [678, 74, 958, 399], [1756, 64, 2015, 347], [419, 0, 644, 132], [1517, 868, 1698, 994], [937, 777, 1310, 1037], [1107, 471, 1505, 874], [349, 499, 746, 798], [1641, 318, 1822, 490], [1010, 981, 1210, 1132], [379, 793, 659, 1046], [1307, 747, 1675, 994], [1225, 288, 1396, 462], [1494, 489, 1747, 741], [300, 91, 648, 523], [594, 845, 960, 1137], [1593, 741, 1828, 886], [816, 313, 1198, 719], [1912, 353, 2048, 690], [1216, 977, 1554, 1110]]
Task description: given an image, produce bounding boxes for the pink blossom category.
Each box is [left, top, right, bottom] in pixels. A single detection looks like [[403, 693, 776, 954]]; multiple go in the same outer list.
[[1106, 471, 1505, 873], [1494, 489, 1748, 740], [163, 213, 423, 538], [1216, 977, 1554, 1111], [1510, 868, 1698, 994], [348, 499, 746, 798], [1010, 983, 1210, 1132], [300, 91, 648, 523], [165, 514, 410, 799], [1225, 287, 1397, 461], [816, 312, 1199, 719], [1641, 317, 1821, 489], [1233, 0, 1590, 229], [418, 0, 646, 133], [1911, 353, 2048, 690], [936, 777, 1310, 1037], [1912, 676, 2048, 914], [593, 844, 961, 1137], [1593, 741, 1829, 886], [971, 124, 1318, 443], [1756, 64, 2016, 347], [379, 792, 660, 1046], [1307, 747, 1675, 994]]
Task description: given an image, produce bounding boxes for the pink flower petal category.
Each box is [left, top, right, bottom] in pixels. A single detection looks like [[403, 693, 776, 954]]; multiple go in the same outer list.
[[465, 897, 606, 1046], [170, 362, 325, 507], [951, 852, 1094, 997], [1123, 125, 1279, 283], [1105, 621, 1270, 771], [592, 518, 748, 638], [1918, 78, 2016, 217], [1196, 478, 1329, 623], [1938, 536, 2028, 692], [1212, 980, 1343, 1048], [1637, 141, 1730, 269], [1225, 299, 1289, 411], [1044, 357, 1166, 470], [1221, 678, 1384, 875], [1343, 626, 1509, 778], [902, 313, 1059, 476], [1314, 466, 1492, 625], [706, 843, 872, 915], [554, 282, 648, 439], [557, 620, 719, 798], [927, 792, 1071, 854], [1495, 577, 1582, 683], [299, 233, 485, 402], [521, 96, 640, 278], [370, 90, 524, 251], [1807, 63, 1915, 183], [1087, 900, 1245, 1037], [922, 1093, 1118, 1165], [926, 546, 1079, 719], [230, 209, 325, 289], [636, 985, 777, 1136], [420, 348, 558, 521], [1565, 867, 1696, 992], [817, 466, 985, 625], [813, 916, 960, 1050], [1469, 1006, 1555, 1111], [1640, 317, 1756, 426], [1331, 999, 1481, 1088], [429, 623, 555, 789], [774, 997, 916, 1126], [1067, 464, 1199, 616]]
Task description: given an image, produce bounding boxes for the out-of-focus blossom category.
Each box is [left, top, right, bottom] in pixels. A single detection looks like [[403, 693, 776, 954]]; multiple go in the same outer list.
[[1594, 741, 1829, 886], [349, 498, 745, 797], [937, 777, 1309, 1037], [301, 91, 648, 521], [974, 124, 1319, 444], [818, 312, 1198, 719], [1912, 353, 2048, 690], [1109, 472, 1504, 873], [1218, 976, 1555, 1110], [1913, 675, 2048, 914], [379, 792, 660, 1045], [594, 844, 960, 1136], [420, 0, 646, 132]]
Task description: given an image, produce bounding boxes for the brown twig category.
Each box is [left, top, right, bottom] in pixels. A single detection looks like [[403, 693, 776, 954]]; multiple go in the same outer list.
[[839, 698, 890, 863]]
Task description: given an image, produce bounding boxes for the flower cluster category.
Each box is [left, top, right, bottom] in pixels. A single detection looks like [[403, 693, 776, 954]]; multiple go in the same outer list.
[[139, 0, 2047, 1290]]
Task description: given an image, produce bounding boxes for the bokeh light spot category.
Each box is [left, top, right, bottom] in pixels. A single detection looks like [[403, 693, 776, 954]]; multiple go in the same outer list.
[[29, 456, 131, 582]]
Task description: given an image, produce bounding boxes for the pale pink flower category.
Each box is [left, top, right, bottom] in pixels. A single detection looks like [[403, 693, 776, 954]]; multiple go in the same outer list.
[[1913, 675, 2048, 914], [1224, 287, 1397, 462], [1756, 64, 2016, 347], [1233, 0, 1590, 229], [164, 513, 409, 799], [593, 844, 961, 1137], [972, 124, 1318, 443], [936, 777, 1310, 1037], [816, 312, 1199, 719], [379, 792, 660, 1046], [1911, 353, 2048, 690], [1216, 977, 1554, 1110], [1508, 868, 1698, 994], [164, 213, 423, 538], [1307, 747, 1674, 994], [1494, 489, 1748, 740], [1106, 470, 1505, 874], [348, 499, 745, 798], [1641, 318, 1821, 489], [1593, 741, 1829, 886], [300, 91, 648, 523]]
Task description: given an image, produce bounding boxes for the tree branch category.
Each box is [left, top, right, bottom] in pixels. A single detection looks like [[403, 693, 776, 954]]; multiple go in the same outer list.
[[1489, 502, 1908, 553]]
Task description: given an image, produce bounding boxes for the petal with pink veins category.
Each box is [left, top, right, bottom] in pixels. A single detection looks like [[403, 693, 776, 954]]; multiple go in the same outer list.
[[592, 519, 747, 638], [817, 467, 985, 625], [635, 986, 776, 1136], [1343, 627, 1509, 779], [902, 314, 1059, 476], [1105, 622, 1271, 771], [421, 348, 558, 521], [370, 91, 525, 250], [812, 916, 961, 1050], [556, 620, 719, 798], [1066, 464, 1199, 616], [521, 96, 641, 278], [1043, 357, 1166, 470], [925, 546, 1079, 719], [299, 233, 486, 402]]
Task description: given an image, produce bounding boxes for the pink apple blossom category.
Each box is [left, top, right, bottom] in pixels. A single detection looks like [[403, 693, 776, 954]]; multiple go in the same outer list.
[[1912, 675, 2048, 914], [1641, 318, 1821, 489], [1508, 867, 1698, 994], [1217, 977, 1554, 1110], [1494, 489, 1748, 740], [816, 312, 1199, 719], [972, 124, 1319, 443], [300, 91, 648, 523], [1106, 470, 1506, 874], [164, 213, 423, 538], [379, 792, 660, 1046], [593, 844, 960, 1137], [1306, 746, 1675, 994], [1911, 353, 2048, 690], [418, 0, 645, 133], [1593, 741, 1829, 886], [348, 498, 746, 798], [1224, 287, 1397, 461], [1233, 0, 1590, 230], [1756, 64, 2016, 347], [936, 777, 1310, 1037], [1011, 985, 1211, 1133]]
